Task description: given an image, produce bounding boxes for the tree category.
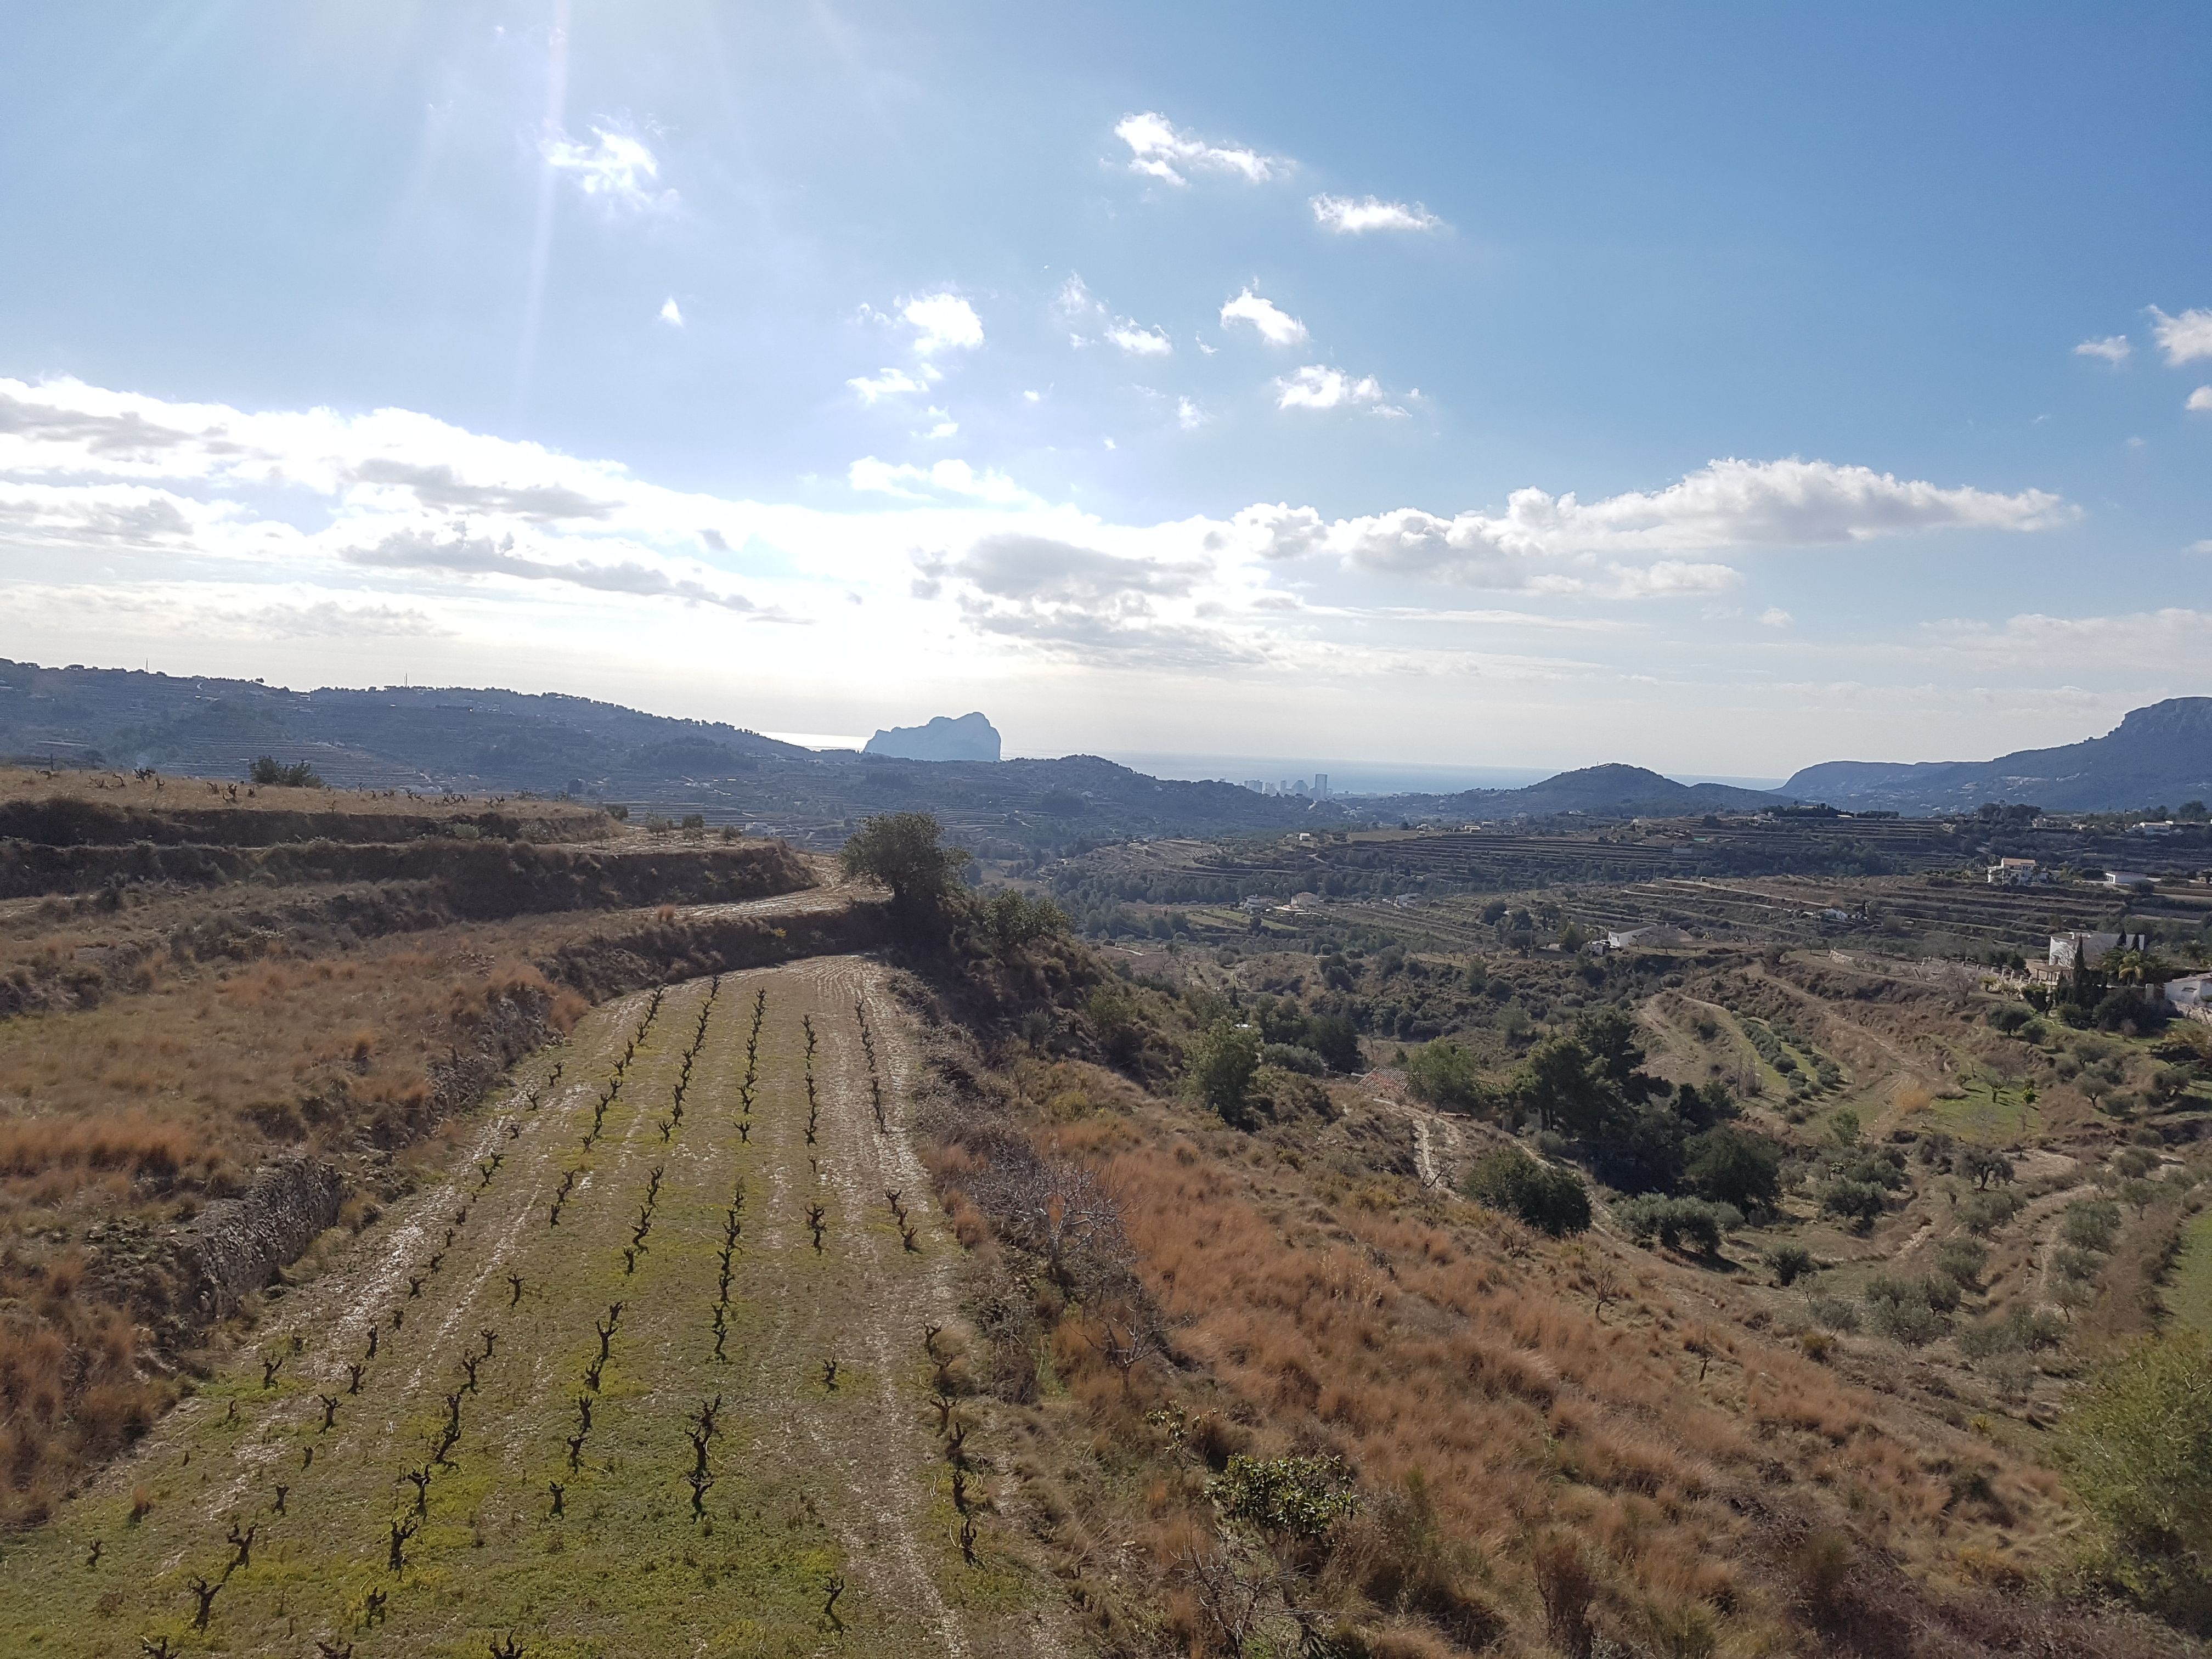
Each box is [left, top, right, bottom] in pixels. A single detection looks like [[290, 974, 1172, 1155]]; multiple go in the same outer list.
[[840, 812, 970, 921], [1517, 1035, 1605, 1136], [1462, 1149, 1590, 1237], [1188, 1019, 1263, 1126], [2062, 1331, 2212, 1629], [1685, 1125, 1782, 1213]]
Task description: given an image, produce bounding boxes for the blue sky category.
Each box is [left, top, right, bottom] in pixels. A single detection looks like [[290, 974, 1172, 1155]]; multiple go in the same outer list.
[[1, 2, 2206, 776]]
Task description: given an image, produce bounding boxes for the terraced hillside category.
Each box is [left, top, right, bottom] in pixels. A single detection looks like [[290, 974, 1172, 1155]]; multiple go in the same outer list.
[[6, 960, 1065, 1657]]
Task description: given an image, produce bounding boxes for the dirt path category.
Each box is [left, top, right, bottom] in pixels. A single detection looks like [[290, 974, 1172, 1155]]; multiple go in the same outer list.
[[5, 958, 1073, 1657]]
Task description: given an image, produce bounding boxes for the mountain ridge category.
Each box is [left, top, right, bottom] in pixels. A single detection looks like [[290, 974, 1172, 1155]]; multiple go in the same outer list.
[[1784, 696, 2212, 815]]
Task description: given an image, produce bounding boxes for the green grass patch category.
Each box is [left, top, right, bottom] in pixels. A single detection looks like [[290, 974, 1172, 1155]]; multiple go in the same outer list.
[[2168, 1206, 2212, 1334], [1921, 1075, 2041, 1144]]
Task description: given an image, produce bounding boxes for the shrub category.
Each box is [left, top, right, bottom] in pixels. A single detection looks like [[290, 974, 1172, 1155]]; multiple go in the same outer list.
[[1210, 1453, 1358, 1543], [1616, 1194, 1741, 1254], [1403, 1040, 1493, 1113], [1766, 1243, 1816, 1286], [1932, 1237, 1988, 1289], [1261, 1042, 1327, 1076], [247, 756, 322, 788], [2062, 1331, 2212, 1629], [1187, 1019, 1263, 1127], [1461, 1149, 1590, 1237], [2062, 1200, 2121, 1254], [1865, 1288, 1948, 1347], [1305, 1013, 1362, 1073], [1819, 1179, 1889, 1229], [1960, 1189, 2027, 1236], [1985, 1003, 2033, 1034], [1956, 1306, 2064, 1358], [1807, 1294, 1861, 1333]]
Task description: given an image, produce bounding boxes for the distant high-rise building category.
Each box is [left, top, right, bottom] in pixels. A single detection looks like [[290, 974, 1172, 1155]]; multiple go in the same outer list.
[[1244, 779, 1266, 793], [1313, 772, 1329, 799]]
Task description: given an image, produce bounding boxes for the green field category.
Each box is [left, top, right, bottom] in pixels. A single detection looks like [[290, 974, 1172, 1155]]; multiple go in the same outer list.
[[2168, 1205, 2212, 1334], [1921, 1076, 2042, 1146], [1, 962, 1054, 1657]]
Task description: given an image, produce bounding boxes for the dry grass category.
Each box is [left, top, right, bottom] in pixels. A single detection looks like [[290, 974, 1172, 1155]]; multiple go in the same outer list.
[[931, 1052, 2124, 1656]]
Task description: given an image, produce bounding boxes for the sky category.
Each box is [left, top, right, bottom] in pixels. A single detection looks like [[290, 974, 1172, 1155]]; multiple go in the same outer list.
[[0, 2, 2207, 779]]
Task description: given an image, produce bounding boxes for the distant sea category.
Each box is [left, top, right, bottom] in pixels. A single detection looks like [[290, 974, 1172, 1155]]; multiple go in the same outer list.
[[1097, 753, 1785, 797], [765, 737, 1781, 798]]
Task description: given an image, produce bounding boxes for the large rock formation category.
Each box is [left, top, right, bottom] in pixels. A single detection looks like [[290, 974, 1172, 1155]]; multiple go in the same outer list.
[[862, 712, 1001, 763]]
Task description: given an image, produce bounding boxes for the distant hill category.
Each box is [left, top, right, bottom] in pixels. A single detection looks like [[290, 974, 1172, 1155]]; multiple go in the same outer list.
[[864, 712, 1001, 762], [0, 661, 1331, 853], [1784, 697, 2212, 815], [1383, 763, 1791, 821]]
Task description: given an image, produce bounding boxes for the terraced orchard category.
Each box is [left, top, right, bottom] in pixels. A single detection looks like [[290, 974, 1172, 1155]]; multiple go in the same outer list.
[[5, 959, 1063, 1658]]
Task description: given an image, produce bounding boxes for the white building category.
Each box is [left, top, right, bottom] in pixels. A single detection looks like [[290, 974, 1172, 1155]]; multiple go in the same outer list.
[[1605, 924, 1689, 951], [1986, 857, 2044, 886], [2104, 871, 2154, 889], [2049, 930, 2145, 970], [1312, 773, 1330, 799], [2166, 974, 2210, 1012]]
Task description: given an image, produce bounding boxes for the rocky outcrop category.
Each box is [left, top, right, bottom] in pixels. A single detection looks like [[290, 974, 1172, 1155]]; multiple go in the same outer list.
[[863, 712, 1001, 763], [173, 1159, 344, 1323]]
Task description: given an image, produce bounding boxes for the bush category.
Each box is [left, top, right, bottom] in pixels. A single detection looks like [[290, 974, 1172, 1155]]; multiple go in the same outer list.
[[1807, 1294, 1861, 1333], [1986, 1003, 2034, 1034], [1403, 1040, 1493, 1113], [1615, 1194, 1741, 1254], [1188, 1020, 1264, 1127], [1932, 1236, 1988, 1289], [1960, 1189, 2027, 1236], [1305, 1013, 1362, 1073], [1766, 1243, 1816, 1286], [1865, 1287, 1948, 1347], [1819, 1179, 1889, 1229], [247, 756, 322, 787], [2063, 1332, 2212, 1629], [2062, 1199, 2121, 1253], [1260, 1042, 1326, 1076], [1956, 1306, 2064, 1357], [1461, 1149, 1590, 1237], [1210, 1453, 1358, 1543]]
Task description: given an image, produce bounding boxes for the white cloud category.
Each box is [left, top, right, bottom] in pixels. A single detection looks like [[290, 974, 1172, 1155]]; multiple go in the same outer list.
[[846, 456, 1037, 506], [540, 127, 673, 212], [1052, 274, 1099, 320], [2149, 307, 2212, 365], [848, 368, 926, 404], [1112, 112, 1282, 187], [1310, 194, 1442, 234], [1231, 458, 2070, 594], [2186, 539, 2212, 555], [901, 292, 984, 357], [1107, 321, 1173, 357], [2073, 334, 2128, 364], [1920, 608, 2212, 676], [2188, 386, 2212, 413], [1759, 606, 1794, 628], [659, 297, 684, 327], [1275, 366, 1382, 410], [1219, 287, 1308, 347], [1177, 397, 1204, 431]]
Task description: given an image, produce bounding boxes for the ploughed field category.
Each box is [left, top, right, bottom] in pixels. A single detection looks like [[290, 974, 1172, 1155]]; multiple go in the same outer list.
[[6, 960, 1055, 1657]]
